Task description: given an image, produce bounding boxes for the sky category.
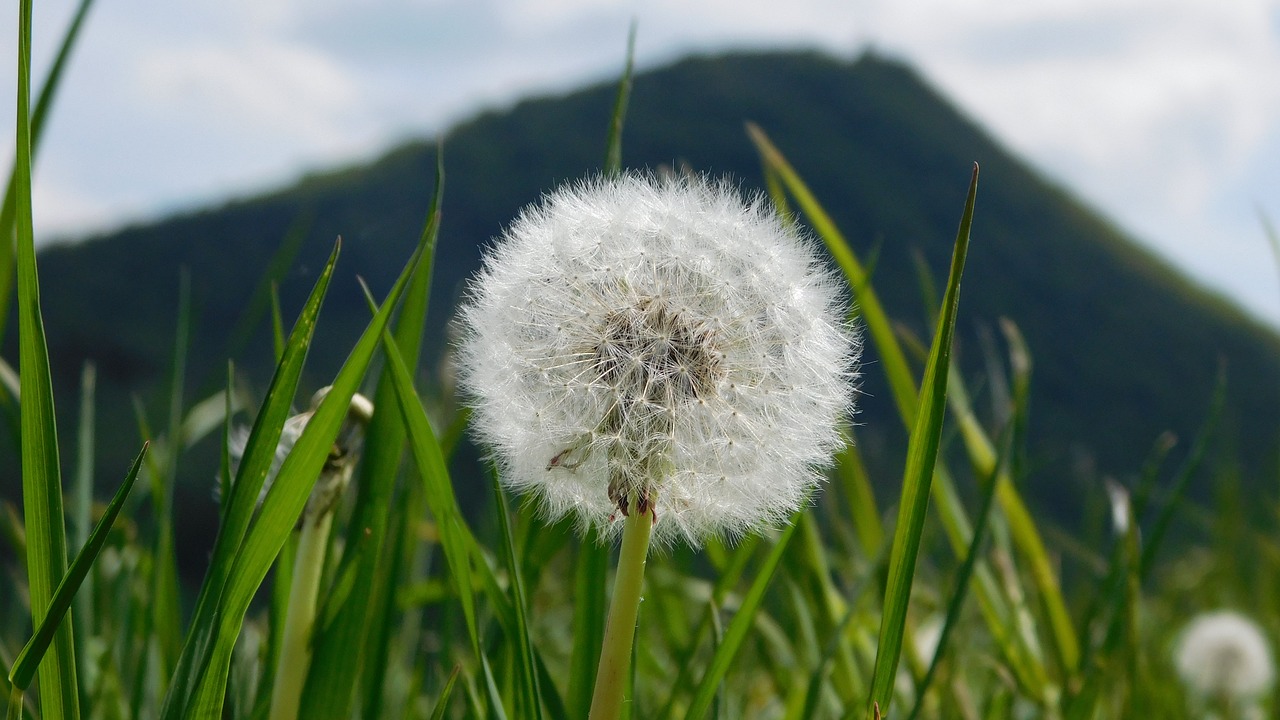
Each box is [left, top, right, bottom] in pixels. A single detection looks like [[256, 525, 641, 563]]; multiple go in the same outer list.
[[3, 0, 1280, 326]]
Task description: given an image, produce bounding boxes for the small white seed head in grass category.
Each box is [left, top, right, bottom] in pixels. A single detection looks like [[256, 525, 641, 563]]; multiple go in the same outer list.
[[1175, 610, 1275, 701], [457, 172, 858, 547]]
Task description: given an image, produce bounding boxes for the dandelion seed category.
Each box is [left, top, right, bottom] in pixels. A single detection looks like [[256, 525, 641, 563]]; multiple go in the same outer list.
[[1175, 610, 1275, 701], [457, 172, 858, 546]]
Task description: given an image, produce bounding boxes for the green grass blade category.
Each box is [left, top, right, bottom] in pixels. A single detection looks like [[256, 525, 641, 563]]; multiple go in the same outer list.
[[9, 444, 147, 691], [160, 241, 341, 720], [603, 21, 636, 177], [684, 518, 802, 720], [834, 431, 882, 557], [299, 143, 443, 720], [751, 121, 1046, 699], [428, 666, 461, 720], [864, 165, 977, 719], [1139, 365, 1225, 579], [491, 469, 544, 720], [13, 1, 80, 715], [906, 430, 1008, 720], [568, 538, 609, 718], [377, 329, 482, 655], [747, 123, 918, 426], [182, 241, 422, 718], [947, 337, 1080, 679], [0, 0, 95, 345], [71, 363, 96, 661]]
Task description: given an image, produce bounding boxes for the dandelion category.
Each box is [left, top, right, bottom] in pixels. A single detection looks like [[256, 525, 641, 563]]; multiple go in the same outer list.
[[1175, 610, 1275, 703], [457, 172, 857, 547]]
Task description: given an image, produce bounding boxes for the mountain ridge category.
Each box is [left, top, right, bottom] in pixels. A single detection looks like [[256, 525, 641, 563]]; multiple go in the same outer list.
[[6, 49, 1278, 552]]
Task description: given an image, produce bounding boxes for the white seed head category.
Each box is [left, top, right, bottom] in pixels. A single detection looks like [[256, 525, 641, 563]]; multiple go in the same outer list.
[[457, 172, 859, 547], [1175, 610, 1275, 700]]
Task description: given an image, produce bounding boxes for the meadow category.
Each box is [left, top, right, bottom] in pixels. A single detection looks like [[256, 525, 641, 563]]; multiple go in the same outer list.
[[3, 6, 1278, 720]]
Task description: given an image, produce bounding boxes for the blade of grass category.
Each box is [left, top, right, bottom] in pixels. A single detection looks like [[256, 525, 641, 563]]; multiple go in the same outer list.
[[183, 241, 423, 718], [71, 363, 96, 667], [377, 328, 482, 656], [906, 427, 1010, 720], [13, 0, 80, 715], [301, 142, 444, 720], [160, 240, 342, 720], [1139, 364, 1225, 578], [747, 123, 917, 426], [491, 467, 545, 720], [947, 353, 1080, 679], [9, 444, 147, 691], [750, 129, 1043, 691], [569, 537, 609, 718], [429, 666, 461, 720], [0, 0, 95, 345], [864, 164, 977, 719], [602, 21, 636, 177], [684, 517, 802, 720]]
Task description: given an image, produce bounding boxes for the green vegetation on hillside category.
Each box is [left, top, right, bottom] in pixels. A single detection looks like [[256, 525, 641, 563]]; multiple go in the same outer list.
[[5, 49, 1279, 560]]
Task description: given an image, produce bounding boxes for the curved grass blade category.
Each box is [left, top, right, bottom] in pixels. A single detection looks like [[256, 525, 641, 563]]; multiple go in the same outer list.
[[9, 443, 147, 691], [569, 538, 609, 718], [491, 468, 545, 720], [1139, 365, 1225, 578], [160, 241, 341, 719], [751, 126, 1051, 701], [683, 518, 801, 720], [13, 1, 80, 715], [301, 142, 444, 720], [377, 329, 481, 655], [905, 428, 1008, 720], [603, 21, 637, 177], [747, 123, 917, 425], [0, 0, 96, 344], [182, 241, 423, 718], [864, 165, 977, 719], [429, 666, 461, 720]]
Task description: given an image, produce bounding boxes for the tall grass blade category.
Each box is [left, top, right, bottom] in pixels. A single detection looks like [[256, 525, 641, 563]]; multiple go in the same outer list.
[[183, 241, 422, 717], [864, 165, 977, 719], [429, 666, 461, 720], [491, 468, 545, 720], [906, 427, 1009, 720], [0, 0, 95, 344], [13, 0, 80, 715], [160, 240, 341, 719], [71, 363, 96, 664], [300, 142, 444, 720], [1139, 364, 1225, 578], [603, 21, 637, 177], [746, 123, 917, 425], [684, 518, 802, 720], [9, 444, 147, 691], [569, 538, 609, 717], [378, 330, 483, 655]]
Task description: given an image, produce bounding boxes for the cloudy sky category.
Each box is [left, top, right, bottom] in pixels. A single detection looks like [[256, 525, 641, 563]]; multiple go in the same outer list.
[[4, 0, 1280, 325]]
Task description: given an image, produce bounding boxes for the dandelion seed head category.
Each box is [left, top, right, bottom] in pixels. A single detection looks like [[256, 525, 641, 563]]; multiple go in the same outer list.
[[1175, 610, 1275, 700], [457, 172, 859, 547]]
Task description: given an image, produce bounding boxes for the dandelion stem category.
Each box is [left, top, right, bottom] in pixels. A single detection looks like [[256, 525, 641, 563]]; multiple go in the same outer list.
[[268, 507, 334, 720], [589, 499, 655, 720]]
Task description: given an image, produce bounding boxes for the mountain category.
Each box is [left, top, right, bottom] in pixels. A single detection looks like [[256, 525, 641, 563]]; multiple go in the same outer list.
[[6, 50, 1279, 559]]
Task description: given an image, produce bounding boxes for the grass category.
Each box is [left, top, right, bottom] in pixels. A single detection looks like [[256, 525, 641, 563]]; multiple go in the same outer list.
[[4, 9, 1279, 720]]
